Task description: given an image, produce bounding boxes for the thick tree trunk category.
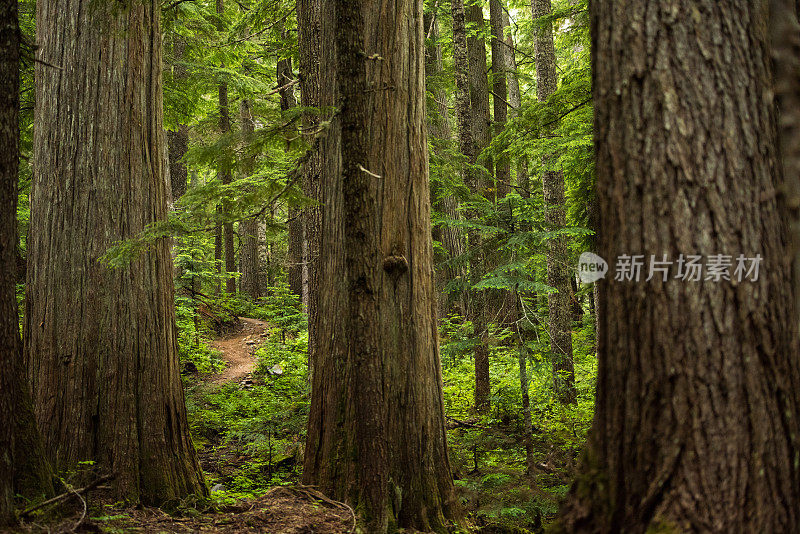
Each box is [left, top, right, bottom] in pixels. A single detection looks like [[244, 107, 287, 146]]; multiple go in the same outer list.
[[425, 11, 467, 318], [302, 0, 460, 530], [558, 2, 800, 532], [533, 0, 576, 405], [1, 1, 52, 523], [0, 0, 17, 511], [239, 99, 262, 300], [27, 0, 207, 504]]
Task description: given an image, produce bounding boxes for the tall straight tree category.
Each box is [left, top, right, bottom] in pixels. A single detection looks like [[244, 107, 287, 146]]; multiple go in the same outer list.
[[239, 98, 262, 300], [425, 9, 467, 317], [279, 41, 304, 303], [489, 0, 510, 198], [302, 0, 459, 529], [297, 0, 331, 375], [27, 0, 207, 503], [1, 0, 52, 523], [533, 0, 576, 405], [167, 35, 189, 202], [558, 1, 800, 531], [217, 0, 236, 294], [503, 11, 528, 193], [0, 2, 20, 521], [453, 0, 491, 412]]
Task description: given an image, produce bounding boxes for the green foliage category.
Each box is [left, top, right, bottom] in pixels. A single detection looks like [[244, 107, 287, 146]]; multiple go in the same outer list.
[[184, 292, 309, 498], [439, 308, 596, 530]]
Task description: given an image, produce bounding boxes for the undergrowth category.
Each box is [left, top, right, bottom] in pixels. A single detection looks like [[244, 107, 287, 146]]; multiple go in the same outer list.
[[179, 282, 597, 532]]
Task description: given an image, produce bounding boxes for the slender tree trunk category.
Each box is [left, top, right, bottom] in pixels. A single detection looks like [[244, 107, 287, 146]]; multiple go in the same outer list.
[[533, 0, 576, 405], [217, 0, 236, 294], [514, 291, 535, 476], [490, 0, 509, 198], [424, 10, 467, 317], [214, 215, 223, 293], [466, 0, 493, 176], [558, 2, 800, 531], [490, 0, 518, 327], [27, 0, 206, 504], [167, 36, 189, 202], [239, 99, 262, 300], [454, 0, 491, 413], [503, 11, 528, 194], [279, 43, 304, 303], [492, 7, 534, 470], [303, 0, 460, 529], [297, 0, 329, 374]]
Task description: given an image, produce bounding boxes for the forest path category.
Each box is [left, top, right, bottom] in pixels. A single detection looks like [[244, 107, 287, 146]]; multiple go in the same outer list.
[[208, 317, 269, 385]]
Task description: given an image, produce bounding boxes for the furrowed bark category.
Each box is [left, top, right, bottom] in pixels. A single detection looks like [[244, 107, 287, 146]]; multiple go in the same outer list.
[[558, 1, 800, 531], [27, 0, 207, 504], [303, 0, 460, 530]]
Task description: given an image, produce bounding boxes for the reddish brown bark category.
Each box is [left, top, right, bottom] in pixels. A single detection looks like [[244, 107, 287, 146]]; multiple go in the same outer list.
[[27, 0, 206, 504], [302, 0, 460, 530]]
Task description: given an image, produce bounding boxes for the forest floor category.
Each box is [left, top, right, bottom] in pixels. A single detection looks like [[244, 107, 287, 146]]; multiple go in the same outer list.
[[11, 486, 354, 534], [10, 318, 356, 534]]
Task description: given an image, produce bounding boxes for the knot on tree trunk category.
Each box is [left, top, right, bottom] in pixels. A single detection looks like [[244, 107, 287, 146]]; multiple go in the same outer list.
[[382, 254, 408, 276]]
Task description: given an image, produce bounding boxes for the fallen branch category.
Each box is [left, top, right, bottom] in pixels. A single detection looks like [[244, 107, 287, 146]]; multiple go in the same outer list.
[[21, 474, 116, 517], [445, 415, 489, 430], [274, 485, 356, 533], [66, 483, 87, 533]]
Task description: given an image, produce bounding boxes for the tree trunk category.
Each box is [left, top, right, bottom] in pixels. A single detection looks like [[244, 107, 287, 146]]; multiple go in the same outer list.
[[302, 0, 460, 530], [279, 44, 304, 303], [454, 0, 491, 413], [167, 36, 189, 202], [558, 2, 800, 532], [297, 0, 329, 375], [239, 99, 262, 300], [424, 10, 467, 318], [217, 0, 236, 294], [489, 0, 509, 198], [514, 291, 535, 476], [27, 0, 207, 504], [1, 1, 53, 523], [503, 11, 528, 194], [0, 0, 17, 513], [770, 0, 800, 316], [533, 0, 576, 405], [489, 0, 518, 327]]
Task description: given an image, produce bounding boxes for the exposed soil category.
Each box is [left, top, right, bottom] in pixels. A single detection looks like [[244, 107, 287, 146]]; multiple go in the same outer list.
[[208, 317, 269, 385]]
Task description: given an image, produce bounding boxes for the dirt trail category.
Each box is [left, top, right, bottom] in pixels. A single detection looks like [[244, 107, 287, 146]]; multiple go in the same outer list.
[[208, 317, 269, 385]]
